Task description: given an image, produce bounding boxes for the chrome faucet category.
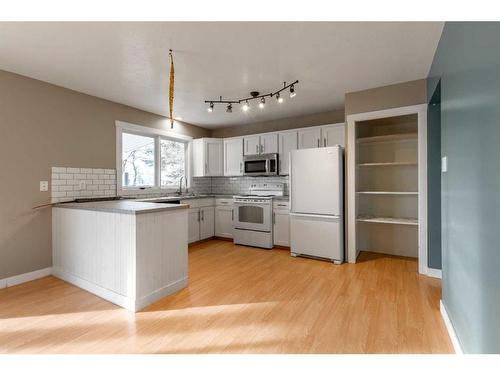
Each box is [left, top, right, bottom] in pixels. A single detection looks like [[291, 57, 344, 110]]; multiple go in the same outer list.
[[177, 176, 186, 195]]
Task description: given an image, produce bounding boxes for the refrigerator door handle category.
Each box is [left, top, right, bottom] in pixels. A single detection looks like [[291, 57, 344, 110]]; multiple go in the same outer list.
[[290, 212, 341, 219]]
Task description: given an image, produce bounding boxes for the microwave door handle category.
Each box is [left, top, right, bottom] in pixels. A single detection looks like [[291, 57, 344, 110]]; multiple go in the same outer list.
[[266, 159, 270, 174]]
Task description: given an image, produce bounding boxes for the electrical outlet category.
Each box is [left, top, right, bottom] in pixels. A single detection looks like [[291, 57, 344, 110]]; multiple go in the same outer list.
[[79, 180, 86, 191], [40, 181, 49, 192], [441, 156, 448, 173]]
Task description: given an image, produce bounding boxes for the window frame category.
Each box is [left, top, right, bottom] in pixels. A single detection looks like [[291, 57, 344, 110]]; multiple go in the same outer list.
[[116, 121, 193, 196]]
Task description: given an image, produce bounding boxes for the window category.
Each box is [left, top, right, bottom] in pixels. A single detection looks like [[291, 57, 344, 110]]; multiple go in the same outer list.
[[161, 139, 186, 187], [122, 133, 155, 188], [116, 121, 191, 193]]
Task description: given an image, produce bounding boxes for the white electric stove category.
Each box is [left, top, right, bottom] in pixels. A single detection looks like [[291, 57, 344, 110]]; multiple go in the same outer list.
[[233, 183, 284, 249]]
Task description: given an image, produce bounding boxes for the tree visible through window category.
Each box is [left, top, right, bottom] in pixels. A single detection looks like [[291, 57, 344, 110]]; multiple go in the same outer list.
[[121, 131, 187, 189], [161, 139, 185, 187], [122, 133, 155, 187]]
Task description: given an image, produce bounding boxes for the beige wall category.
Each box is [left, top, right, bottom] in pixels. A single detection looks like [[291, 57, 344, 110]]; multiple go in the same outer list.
[[345, 79, 427, 115], [211, 109, 345, 138], [0, 70, 210, 279]]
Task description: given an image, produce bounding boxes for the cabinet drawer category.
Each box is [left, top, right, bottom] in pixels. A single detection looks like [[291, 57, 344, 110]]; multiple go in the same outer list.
[[182, 198, 215, 208], [216, 198, 233, 206], [273, 200, 290, 210]]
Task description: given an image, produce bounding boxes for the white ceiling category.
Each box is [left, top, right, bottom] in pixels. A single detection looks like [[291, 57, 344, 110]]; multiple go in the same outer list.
[[0, 22, 443, 129]]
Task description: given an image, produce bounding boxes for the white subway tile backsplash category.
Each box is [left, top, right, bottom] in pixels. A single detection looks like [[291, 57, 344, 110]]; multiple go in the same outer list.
[[51, 166, 117, 203]]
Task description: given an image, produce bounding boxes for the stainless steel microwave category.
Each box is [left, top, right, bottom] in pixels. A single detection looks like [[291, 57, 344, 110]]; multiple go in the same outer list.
[[243, 153, 279, 176]]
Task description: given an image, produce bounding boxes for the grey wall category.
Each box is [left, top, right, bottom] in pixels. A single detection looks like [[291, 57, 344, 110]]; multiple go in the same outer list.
[[427, 22, 500, 353], [0, 69, 210, 280]]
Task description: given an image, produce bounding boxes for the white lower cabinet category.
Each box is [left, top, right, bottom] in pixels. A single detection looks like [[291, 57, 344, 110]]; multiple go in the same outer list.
[[273, 201, 290, 247], [200, 206, 215, 240], [215, 198, 233, 239], [188, 208, 201, 243], [183, 198, 215, 244]]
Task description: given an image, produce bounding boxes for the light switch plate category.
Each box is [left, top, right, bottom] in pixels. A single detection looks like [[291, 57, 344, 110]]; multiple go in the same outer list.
[[441, 156, 448, 173], [40, 181, 49, 192]]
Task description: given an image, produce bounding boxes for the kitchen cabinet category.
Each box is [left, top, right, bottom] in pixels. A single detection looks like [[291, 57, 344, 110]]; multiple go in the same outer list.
[[278, 131, 298, 175], [244, 134, 278, 155], [298, 124, 345, 149], [200, 206, 215, 240], [273, 201, 290, 247], [183, 198, 215, 243], [244, 135, 261, 156], [224, 137, 244, 176], [298, 128, 322, 149], [322, 123, 345, 147], [192, 138, 223, 177], [260, 133, 279, 154], [187, 208, 201, 244], [215, 199, 234, 238]]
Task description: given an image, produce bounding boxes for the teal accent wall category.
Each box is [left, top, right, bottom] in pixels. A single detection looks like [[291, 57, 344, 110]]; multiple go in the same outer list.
[[428, 22, 500, 353], [427, 81, 442, 269]]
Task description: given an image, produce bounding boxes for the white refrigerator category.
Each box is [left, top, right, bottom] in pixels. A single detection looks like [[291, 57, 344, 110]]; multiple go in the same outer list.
[[289, 146, 344, 263]]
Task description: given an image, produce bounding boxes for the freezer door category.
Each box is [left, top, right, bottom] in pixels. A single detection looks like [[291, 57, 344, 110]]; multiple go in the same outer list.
[[290, 146, 343, 216], [290, 213, 344, 262]]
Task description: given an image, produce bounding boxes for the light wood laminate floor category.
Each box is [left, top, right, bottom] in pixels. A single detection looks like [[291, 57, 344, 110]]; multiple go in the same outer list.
[[0, 239, 453, 353]]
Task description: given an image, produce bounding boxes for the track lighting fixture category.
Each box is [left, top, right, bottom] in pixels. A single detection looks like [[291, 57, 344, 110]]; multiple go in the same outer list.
[[204, 80, 298, 114]]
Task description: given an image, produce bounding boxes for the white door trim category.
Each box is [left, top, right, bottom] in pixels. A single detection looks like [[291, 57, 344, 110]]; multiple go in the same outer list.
[[346, 104, 428, 275]]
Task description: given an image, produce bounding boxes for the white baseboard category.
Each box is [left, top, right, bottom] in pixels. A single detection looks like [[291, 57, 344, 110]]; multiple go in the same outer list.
[[427, 267, 442, 279], [0, 267, 52, 289], [440, 300, 463, 354], [52, 267, 135, 311], [135, 277, 188, 311]]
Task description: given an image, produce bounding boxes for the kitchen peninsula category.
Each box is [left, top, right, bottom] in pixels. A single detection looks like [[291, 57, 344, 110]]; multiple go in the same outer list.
[[52, 200, 189, 312]]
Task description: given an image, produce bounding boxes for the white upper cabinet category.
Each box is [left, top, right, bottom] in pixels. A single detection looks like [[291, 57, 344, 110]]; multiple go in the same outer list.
[[297, 124, 346, 149], [298, 128, 322, 149], [192, 138, 223, 177], [260, 133, 278, 154], [244, 135, 261, 155], [322, 123, 345, 147], [278, 131, 298, 175], [224, 137, 243, 176], [244, 134, 278, 155]]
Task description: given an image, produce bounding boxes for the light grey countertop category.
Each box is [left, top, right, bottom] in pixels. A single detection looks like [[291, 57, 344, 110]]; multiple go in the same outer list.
[[55, 200, 189, 214], [136, 194, 290, 202]]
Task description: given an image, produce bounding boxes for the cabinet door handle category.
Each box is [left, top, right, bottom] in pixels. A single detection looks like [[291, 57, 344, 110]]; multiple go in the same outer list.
[[256, 144, 258, 154], [273, 212, 276, 224], [240, 162, 243, 173], [201, 209, 204, 221], [317, 139, 320, 148], [279, 159, 282, 173], [198, 210, 200, 222], [324, 138, 326, 147], [231, 209, 234, 221]]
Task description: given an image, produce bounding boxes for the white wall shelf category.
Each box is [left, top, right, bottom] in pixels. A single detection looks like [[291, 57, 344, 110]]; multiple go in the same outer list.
[[356, 133, 417, 144], [356, 191, 418, 195], [356, 216, 418, 226]]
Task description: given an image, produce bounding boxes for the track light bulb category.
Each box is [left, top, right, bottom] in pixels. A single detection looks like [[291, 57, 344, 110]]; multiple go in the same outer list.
[[242, 101, 250, 112], [277, 93, 284, 103], [259, 97, 266, 108], [208, 102, 214, 113], [290, 85, 296, 98], [226, 103, 232, 113]]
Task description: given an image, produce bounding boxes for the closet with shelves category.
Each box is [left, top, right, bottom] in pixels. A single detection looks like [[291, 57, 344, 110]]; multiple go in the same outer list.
[[347, 110, 426, 264]]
